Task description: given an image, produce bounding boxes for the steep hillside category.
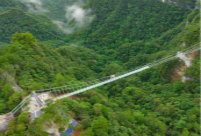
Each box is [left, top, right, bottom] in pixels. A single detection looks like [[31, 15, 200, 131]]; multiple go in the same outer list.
[[0, 8, 65, 43], [0, 32, 106, 114], [0, 0, 84, 21], [41, 0, 82, 21], [117, 9, 200, 68], [161, 0, 197, 10], [0, 0, 192, 48], [1, 8, 200, 135], [0, 0, 199, 136], [0, 0, 27, 12], [64, 0, 190, 53]]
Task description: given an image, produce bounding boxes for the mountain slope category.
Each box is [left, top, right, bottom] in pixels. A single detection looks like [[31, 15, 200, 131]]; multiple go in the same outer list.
[[0, 8, 64, 43], [0, 32, 106, 114], [64, 0, 190, 53], [115, 8, 200, 67], [0, 1, 199, 136], [161, 0, 197, 10], [0, 0, 27, 12]]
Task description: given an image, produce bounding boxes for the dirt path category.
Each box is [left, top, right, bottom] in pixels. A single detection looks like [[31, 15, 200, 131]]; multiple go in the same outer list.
[[72, 130, 82, 136]]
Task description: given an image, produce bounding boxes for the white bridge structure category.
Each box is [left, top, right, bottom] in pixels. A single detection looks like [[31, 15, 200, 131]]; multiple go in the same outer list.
[[7, 43, 201, 117]]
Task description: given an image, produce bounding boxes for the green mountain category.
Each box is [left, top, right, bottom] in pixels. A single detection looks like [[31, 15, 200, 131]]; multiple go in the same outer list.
[[163, 0, 197, 10], [0, 0, 27, 12], [0, 0, 200, 136], [0, 0, 84, 20], [41, 0, 82, 21], [0, 32, 106, 113], [116, 9, 200, 66], [0, 8, 65, 43], [65, 0, 191, 53]]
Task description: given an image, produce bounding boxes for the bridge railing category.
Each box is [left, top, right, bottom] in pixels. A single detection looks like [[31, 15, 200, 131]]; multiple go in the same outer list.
[[34, 43, 200, 97], [9, 43, 200, 115], [51, 43, 200, 100], [11, 96, 31, 115]]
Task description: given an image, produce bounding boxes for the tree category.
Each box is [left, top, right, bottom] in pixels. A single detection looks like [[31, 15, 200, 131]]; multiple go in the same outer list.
[[178, 128, 189, 136], [101, 106, 109, 118], [5, 118, 16, 136], [173, 81, 184, 92], [0, 100, 6, 113], [29, 82, 43, 91], [91, 117, 108, 136], [2, 84, 13, 100], [89, 96, 100, 105], [81, 118, 91, 129], [174, 120, 187, 130], [54, 73, 66, 86], [180, 99, 194, 110], [7, 91, 22, 110], [80, 128, 94, 136], [16, 123, 26, 133], [11, 32, 36, 47], [93, 103, 103, 115], [18, 112, 29, 124], [103, 63, 123, 76]]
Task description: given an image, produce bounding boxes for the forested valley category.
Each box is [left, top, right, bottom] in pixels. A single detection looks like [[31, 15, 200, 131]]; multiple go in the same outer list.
[[0, 0, 200, 136]]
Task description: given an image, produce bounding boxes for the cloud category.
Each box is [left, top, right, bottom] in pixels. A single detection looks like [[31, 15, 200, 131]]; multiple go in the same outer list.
[[20, 0, 95, 34], [21, 0, 47, 14], [53, 2, 95, 34], [52, 20, 73, 34], [65, 4, 93, 28]]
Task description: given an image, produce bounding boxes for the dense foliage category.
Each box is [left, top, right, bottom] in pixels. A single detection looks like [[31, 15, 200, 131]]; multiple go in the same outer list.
[[41, 0, 82, 21], [64, 0, 190, 54], [0, 32, 107, 114], [163, 0, 197, 10], [0, 0, 200, 136], [0, 8, 64, 43], [116, 9, 200, 68], [0, 0, 27, 12], [2, 48, 199, 136]]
